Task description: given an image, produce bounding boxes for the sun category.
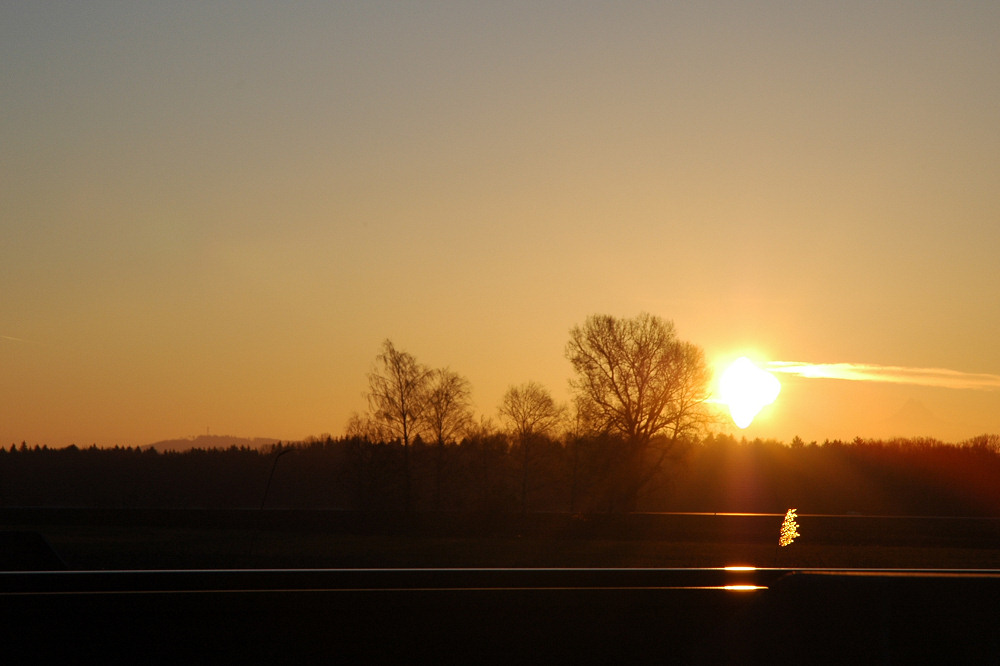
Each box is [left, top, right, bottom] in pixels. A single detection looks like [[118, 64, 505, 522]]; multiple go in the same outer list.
[[718, 357, 781, 428]]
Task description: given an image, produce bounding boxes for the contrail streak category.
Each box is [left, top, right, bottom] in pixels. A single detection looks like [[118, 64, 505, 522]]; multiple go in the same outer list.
[[766, 362, 1000, 391], [1, 335, 43, 345]]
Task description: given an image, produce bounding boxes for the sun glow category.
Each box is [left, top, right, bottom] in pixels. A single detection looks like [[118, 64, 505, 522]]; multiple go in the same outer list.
[[718, 357, 781, 428]]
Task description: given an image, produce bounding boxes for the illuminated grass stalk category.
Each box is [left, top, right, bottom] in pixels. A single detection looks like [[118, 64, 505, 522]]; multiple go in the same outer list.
[[778, 509, 800, 547]]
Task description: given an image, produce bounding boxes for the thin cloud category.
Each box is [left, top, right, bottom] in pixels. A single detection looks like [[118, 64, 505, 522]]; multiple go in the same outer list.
[[766, 362, 1000, 391], [1, 335, 42, 345]]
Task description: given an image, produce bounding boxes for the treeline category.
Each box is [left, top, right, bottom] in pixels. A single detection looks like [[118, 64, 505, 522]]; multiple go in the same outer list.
[[3, 434, 1000, 516], [352, 315, 715, 512]]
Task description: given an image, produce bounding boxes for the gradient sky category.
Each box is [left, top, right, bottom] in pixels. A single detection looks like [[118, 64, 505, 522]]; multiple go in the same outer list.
[[4, 2, 999, 447]]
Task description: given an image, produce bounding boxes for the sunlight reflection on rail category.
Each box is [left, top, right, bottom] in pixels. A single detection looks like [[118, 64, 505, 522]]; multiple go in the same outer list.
[[720, 565, 764, 590]]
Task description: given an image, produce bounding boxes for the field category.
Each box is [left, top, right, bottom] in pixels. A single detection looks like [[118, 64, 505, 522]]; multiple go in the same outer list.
[[6, 510, 1000, 661], [5, 509, 1000, 570]]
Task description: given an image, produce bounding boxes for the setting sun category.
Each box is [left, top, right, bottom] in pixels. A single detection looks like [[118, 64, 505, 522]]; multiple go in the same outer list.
[[719, 357, 782, 428]]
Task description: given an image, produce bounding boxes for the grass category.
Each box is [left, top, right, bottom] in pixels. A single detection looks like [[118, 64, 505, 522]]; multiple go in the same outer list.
[[25, 525, 1000, 570], [7, 510, 1000, 570]]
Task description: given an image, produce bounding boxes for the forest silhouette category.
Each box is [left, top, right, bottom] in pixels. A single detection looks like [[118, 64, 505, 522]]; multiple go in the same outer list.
[[3, 433, 1000, 516]]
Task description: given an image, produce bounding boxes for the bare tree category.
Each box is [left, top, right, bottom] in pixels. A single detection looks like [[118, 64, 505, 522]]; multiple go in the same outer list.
[[424, 368, 474, 509], [344, 411, 388, 442], [565, 313, 712, 510], [498, 381, 565, 447], [965, 433, 1000, 453], [498, 382, 565, 512], [424, 368, 474, 446], [364, 339, 431, 510]]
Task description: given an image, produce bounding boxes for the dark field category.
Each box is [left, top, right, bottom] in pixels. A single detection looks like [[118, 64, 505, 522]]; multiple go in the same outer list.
[[5, 511, 1000, 662], [4, 509, 1000, 570], [4, 566, 1000, 663]]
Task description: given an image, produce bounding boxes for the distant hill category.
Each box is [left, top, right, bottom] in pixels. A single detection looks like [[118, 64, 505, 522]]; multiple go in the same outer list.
[[879, 398, 956, 440], [144, 435, 282, 452]]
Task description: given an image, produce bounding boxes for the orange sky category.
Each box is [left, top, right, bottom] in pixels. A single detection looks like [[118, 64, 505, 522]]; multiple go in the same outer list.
[[3, 3, 1000, 447]]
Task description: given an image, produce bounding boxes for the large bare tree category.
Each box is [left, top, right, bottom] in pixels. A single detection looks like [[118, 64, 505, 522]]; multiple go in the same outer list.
[[565, 313, 712, 509], [365, 339, 431, 510]]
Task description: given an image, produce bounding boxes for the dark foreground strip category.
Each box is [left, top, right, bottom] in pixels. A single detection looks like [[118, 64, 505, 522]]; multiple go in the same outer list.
[[3, 568, 1000, 664]]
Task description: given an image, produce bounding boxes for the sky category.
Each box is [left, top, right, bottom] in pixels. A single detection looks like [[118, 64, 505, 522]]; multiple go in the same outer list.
[[3, 2, 1000, 447]]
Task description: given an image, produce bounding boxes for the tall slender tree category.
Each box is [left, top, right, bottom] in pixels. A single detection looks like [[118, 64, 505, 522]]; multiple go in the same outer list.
[[424, 367, 474, 509], [365, 339, 431, 510]]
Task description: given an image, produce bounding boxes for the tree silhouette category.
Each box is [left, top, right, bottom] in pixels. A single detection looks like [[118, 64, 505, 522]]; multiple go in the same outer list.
[[364, 340, 431, 511], [424, 368, 474, 510], [566, 313, 712, 510], [498, 382, 565, 512]]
